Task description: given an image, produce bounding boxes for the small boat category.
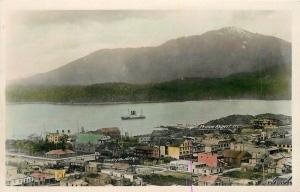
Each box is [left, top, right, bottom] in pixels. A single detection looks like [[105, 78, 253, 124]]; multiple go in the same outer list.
[[121, 110, 146, 120]]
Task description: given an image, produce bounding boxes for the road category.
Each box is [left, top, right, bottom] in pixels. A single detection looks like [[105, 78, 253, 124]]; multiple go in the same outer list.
[[222, 167, 241, 174]]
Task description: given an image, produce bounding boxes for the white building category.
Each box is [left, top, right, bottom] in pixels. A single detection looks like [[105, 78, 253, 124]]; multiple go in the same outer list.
[[202, 139, 230, 153], [169, 160, 191, 172], [138, 136, 151, 144], [100, 169, 134, 182], [6, 173, 33, 186], [169, 160, 223, 175]]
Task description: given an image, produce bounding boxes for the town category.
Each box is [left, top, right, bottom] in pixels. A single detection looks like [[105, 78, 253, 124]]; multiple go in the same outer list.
[[6, 113, 292, 186]]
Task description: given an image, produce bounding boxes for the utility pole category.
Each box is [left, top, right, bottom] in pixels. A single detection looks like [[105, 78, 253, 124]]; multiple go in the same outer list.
[[121, 127, 123, 141], [262, 144, 267, 184], [262, 159, 265, 183], [76, 120, 79, 134]]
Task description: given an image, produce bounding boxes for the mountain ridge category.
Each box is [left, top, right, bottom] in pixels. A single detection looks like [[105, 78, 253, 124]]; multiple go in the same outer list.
[[11, 26, 291, 86]]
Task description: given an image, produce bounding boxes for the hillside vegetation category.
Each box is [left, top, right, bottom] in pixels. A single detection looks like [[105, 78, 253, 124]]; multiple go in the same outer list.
[[6, 65, 291, 103]]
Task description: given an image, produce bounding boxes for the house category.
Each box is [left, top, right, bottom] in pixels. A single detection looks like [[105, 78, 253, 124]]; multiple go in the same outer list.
[[166, 145, 180, 159], [164, 139, 193, 159], [193, 143, 205, 154], [85, 173, 111, 186], [44, 169, 66, 181], [31, 172, 56, 186], [194, 166, 223, 176], [100, 127, 121, 139], [198, 152, 223, 168], [202, 138, 230, 154], [69, 159, 87, 172], [6, 173, 33, 186], [46, 130, 71, 144], [230, 143, 246, 151], [159, 145, 166, 157], [223, 150, 252, 167], [169, 160, 191, 172], [157, 139, 173, 157], [85, 162, 101, 173], [152, 146, 160, 159], [169, 160, 222, 175], [74, 133, 103, 154], [60, 177, 88, 186], [249, 151, 265, 167], [45, 149, 75, 158], [270, 138, 292, 153], [46, 133, 61, 144], [134, 146, 159, 159], [104, 169, 135, 183], [99, 135, 111, 144], [95, 142, 122, 159], [267, 151, 291, 173], [137, 136, 151, 144], [252, 118, 279, 129], [271, 155, 291, 174]]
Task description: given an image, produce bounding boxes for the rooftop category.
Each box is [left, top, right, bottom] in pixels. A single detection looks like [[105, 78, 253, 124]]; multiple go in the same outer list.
[[46, 149, 75, 155], [76, 133, 103, 144], [271, 138, 292, 145], [100, 127, 120, 133], [31, 172, 54, 179]]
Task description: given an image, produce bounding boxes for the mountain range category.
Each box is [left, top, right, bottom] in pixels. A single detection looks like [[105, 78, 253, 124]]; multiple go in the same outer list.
[[7, 26, 291, 102], [11, 26, 291, 86]]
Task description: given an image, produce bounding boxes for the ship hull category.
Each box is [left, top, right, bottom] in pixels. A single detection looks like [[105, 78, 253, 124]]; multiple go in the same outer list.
[[121, 116, 146, 120]]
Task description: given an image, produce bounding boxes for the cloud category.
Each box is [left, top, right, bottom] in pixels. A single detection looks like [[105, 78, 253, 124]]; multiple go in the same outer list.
[[12, 10, 169, 26]]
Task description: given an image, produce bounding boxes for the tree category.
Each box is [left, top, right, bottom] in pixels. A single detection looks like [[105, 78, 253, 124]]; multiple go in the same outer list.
[[59, 134, 69, 150]]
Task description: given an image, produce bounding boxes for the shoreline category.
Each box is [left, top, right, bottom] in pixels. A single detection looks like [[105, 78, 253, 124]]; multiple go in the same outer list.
[[6, 99, 292, 106]]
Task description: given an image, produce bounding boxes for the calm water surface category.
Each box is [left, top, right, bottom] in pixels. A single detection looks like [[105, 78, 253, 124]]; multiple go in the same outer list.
[[6, 100, 291, 139]]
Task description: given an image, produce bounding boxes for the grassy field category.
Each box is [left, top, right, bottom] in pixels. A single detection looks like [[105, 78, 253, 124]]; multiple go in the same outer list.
[[223, 170, 279, 180], [158, 171, 191, 178]]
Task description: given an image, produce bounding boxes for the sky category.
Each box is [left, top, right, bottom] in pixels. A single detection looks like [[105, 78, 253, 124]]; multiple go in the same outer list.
[[6, 10, 291, 80]]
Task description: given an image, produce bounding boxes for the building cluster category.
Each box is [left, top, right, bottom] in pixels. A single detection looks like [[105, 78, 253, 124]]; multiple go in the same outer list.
[[6, 117, 292, 186]]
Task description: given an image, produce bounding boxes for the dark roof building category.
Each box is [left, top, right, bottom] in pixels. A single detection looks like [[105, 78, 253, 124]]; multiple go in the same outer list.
[[100, 127, 121, 138], [223, 150, 251, 167], [75, 133, 103, 154]]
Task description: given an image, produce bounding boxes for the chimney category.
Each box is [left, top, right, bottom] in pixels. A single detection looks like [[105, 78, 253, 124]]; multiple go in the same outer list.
[[68, 130, 71, 134], [56, 130, 59, 134]]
